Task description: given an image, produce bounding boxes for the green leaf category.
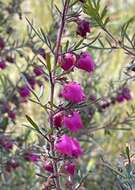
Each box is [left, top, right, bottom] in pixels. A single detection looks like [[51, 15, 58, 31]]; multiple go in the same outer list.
[[74, 39, 84, 49], [0, 117, 8, 132], [101, 6, 107, 20], [46, 53, 51, 72], [104, 17, 110, 26], [64, 40, 70, 52], [25, 115, 40, 132]]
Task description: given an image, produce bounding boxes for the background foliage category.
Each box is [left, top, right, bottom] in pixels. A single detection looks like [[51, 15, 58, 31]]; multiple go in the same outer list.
[[0, 0, 135, 189]]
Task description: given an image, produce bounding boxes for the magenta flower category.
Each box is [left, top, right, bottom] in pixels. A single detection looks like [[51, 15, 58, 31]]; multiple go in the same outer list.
[[43, 161, 54, 173], [24, 152, 40, 162], [64, 162, 76, 176], [63, 112, 84, 133], [19, 85, 30, 98], [76, 19, 90, 37], [55, 134, 83, 158], [61, 82, 86, 103], [76, 52, 96, 73], [58, 53, 76, 71], [38, 48, 46, 59], [34, 66, 44, 76], [116, 94, 125, 103], [89, 95, 97, 102], [53, 112, 63, 128], [0, 60, 6, 70], [0, 136, 13, 151], [6, 158, 19, 172], [116, 87, 132, 103], [8, 110, 16, 120], [0, 37, 5, 49], [27, 77, 36, 89], [122, 88, 132, 101]]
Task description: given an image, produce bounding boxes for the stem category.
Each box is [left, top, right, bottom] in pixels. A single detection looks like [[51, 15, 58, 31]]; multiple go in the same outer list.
[[102, 26, 135, 56], [54, 0, 70, 74], [49, 1, 70, 189]]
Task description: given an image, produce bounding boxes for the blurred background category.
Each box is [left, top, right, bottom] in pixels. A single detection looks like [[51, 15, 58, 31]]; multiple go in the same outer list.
[[0, 0, 135, 189]]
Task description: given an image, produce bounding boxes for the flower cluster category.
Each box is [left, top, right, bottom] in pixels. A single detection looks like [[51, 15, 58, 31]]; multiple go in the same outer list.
[[58, 51, 96, 73], [53, 47, 96, 178]]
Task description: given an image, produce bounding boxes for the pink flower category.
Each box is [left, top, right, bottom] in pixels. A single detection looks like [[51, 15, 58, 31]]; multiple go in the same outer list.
[[76, 52, 96, 73], [63, 112, 84, 133], [6, 158, 19, 172], [76, 19, 90, 37], [27, 77, 36, 89], [58, 53, 76, 71], [116, 94, 125, 103], [64, 162, 76, 176], [34, 66, 44, 76], [61, 82, 86, 103], [0, 136, 13, 151], [122, 87, 132, 101], [24, 152, 40, 162], [19, 85, 30, 98], [43, 161, 54, 173], [0, 60, 6, 70], [116, 87, 132, 103], [55, 134, 83, 158], [38, 48, 46, 59], [8, 110, 16, 120], [53, 112, 63, 128]]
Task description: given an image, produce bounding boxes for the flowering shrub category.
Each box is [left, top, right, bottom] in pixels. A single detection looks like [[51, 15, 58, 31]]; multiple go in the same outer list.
[[0, 0, 135, 190]]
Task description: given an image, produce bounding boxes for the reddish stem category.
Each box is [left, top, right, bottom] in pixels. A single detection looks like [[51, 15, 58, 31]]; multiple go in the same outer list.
[[49, 1, 70, 189]]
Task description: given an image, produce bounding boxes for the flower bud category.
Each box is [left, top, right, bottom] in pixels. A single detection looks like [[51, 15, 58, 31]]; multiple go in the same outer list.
[[58, 53, 76, 71], [34, 66, 44, 76], [43, 161, 54, 173], [64, 162, 76, 176], [0, 60, 6, 70], [76, 19, 90, 37]]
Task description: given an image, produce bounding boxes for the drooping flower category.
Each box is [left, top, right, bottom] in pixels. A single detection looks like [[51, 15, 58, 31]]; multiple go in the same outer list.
[[63, 112, 84, 133], [116, 94, 125, 103], [38, 48, 46, 59], [76, 52, 96, 73], [116, 87, 132, 103], [0, 37, 5, 49], [8, 110, 16, 120], [6, 158, 19, 172], [76, 19, 90, 37], [0, 60, 6, 70], [55, 134, 83, 158], [58, 53, 76, 71], [34, 66, 44, 76], [53, 112, 63, 128], [64, 162, 76, 176], [27, 76, 36, 89], [122, 87, 132, 101], [61, 82, 86, 103], [0, 136, 13, 151], [19, 85, 30, 98], [89, 95, 97, 102], [24, 152, 40, 162], [43, 161, 54, 173], [71, 138, 83, 157]]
